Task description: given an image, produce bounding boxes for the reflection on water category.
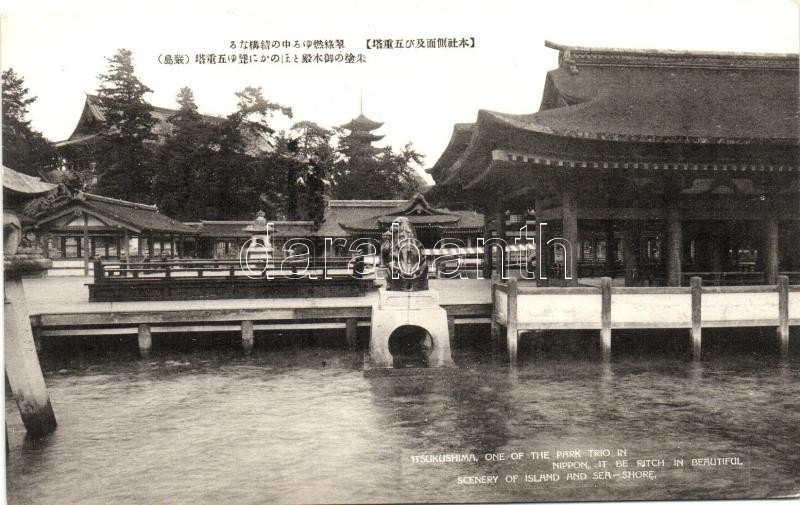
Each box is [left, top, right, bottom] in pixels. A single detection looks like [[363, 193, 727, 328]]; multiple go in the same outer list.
[[6, 345, 800, 504]]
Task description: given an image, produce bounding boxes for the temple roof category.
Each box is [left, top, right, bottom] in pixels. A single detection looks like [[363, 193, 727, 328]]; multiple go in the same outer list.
[[55, 94, 272, 155], [36, 192, 197, 234], [316, 199, 406, 237], [3, 166, 58, 195], [339, 114, 384, 131], [432, 42, 800, 187], [338, 193, 484, 232]]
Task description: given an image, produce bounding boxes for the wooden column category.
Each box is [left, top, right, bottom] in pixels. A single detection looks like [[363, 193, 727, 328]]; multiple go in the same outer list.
[[691, 276, 702, 360], [147, 236, 154, 258], [777, 275, 789, 357], [345, 318, 358, 350], [495, 208, 506, 277], [764, 219, 779, 285], [137, 324, 152, 358], [490, 274, 500, 352], [170, 234, 175, 258], [605, 221, 615, 276], [622, 221, 640, 286], [82, 212, 90, 276], [562, 181, 579, 286], [4, 277, 58, 437], [482, 209, 493, 279], [123, 229, 130, 258], [666, 206, 682, 287], [600, 277, 612, 361], [506, 277, 519, 363], [241, 320, 254, 355]]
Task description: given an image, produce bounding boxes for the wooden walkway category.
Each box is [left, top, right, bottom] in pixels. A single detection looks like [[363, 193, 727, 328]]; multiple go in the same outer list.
[[24, 277, 493, 354]]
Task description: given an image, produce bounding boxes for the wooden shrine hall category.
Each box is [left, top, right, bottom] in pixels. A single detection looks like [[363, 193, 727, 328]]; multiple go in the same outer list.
[[430, 41, 800, 286]]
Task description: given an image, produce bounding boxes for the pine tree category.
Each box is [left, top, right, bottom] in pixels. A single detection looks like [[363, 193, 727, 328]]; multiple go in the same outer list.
[[1, 68, 60, 176], [154, 87, 215, 220], [94, 49, 157, 202]]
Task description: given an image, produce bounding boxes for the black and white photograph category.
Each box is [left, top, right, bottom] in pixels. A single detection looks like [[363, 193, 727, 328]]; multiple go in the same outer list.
[[2, 1, 799, 503]]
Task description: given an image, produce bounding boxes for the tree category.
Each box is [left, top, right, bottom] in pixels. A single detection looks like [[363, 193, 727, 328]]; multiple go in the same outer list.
[[2, 68, 60, 176], [154, 87, 217, 220], [94, 49, 157, 203], [289, 121, 334, 226], [330, 141, 424, 200], [202, 87, 293, 220]]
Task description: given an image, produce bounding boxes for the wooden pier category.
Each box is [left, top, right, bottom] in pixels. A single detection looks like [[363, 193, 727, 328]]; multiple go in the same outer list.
[[26, 278, 492, 356]]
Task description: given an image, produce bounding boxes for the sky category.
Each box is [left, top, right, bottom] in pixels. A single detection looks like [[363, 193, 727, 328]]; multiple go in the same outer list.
[[1, 0, 798, 182]]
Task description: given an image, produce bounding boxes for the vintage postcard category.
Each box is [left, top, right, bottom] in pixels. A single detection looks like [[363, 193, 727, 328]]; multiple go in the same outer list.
[[2, 1, 799, 504]]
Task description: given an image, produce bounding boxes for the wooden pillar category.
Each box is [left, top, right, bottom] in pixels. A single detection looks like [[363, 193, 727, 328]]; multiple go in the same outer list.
[[482, 210, 493, 279], [562, 181, 579, 286], [82, 212, 90, 276], [605, 221, 615, 276], [137, 324, 152, 358], [169, 234, 175, 258], [60, 236, 67, 259], [4, 277, 57, 437], [691, 276, 702, 360], [600, 276, 612, 362], [123, 229, 130, 258], [765, 219, 779, 285], [622, 221, 640, 287], [777, 275, 789, 357], [179, 234, 185, 258], [147, 236, 154, 258], [241, 320, 254, 355], [506, 277, 519, 363], [345, 318, 358, 350], [495, 208, 506, 276], [666, 206, 682, 287], [490, 274, 500, 352]]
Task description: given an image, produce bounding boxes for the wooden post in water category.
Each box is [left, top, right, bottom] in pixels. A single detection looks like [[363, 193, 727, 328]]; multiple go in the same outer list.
[[777, 275, 789, 357], [600, 277, 612, 362], [506, 277, 519, 364], [241, 320, 254, 355], [345, 318, 358, 350], [137, 324, 152, 358], [4, 277, 58, 437], [691, 276, 702, 360]]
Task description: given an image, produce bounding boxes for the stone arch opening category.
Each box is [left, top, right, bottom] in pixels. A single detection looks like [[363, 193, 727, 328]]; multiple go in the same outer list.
[[388, 325, 433, 368]]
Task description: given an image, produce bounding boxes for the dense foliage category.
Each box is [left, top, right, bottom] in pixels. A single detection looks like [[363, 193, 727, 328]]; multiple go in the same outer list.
[[4, 49, 429, 223]]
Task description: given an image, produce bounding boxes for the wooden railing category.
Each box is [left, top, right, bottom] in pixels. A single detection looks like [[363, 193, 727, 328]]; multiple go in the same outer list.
[[94, 256, 362, 282], [491, 275, 798, 363]]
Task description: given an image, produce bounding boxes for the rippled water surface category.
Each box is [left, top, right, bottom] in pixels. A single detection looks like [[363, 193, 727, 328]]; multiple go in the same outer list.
[[6, 347, 800, 504]]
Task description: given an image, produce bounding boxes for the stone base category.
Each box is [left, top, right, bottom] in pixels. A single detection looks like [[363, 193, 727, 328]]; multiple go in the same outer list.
[[369, 288, 455, 368]]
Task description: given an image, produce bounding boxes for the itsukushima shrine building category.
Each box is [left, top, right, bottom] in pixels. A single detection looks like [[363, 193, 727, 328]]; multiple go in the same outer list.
[[430, 41, 800, 287]]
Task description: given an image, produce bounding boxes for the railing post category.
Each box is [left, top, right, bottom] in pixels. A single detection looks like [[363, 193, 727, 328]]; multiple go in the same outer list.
[[600, 277, 612, 362], [777, 275, 789, 357], [691, 276, 702, 360], [507, 277, 519, 364], [93, 259, 104, 283]]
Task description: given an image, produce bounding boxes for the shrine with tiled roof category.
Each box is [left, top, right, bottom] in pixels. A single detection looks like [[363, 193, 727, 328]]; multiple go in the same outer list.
[[430, 41, 800, 286]]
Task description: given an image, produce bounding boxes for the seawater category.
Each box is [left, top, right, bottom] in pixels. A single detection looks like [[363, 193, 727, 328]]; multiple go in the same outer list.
[[6, 344, 800, 504]]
